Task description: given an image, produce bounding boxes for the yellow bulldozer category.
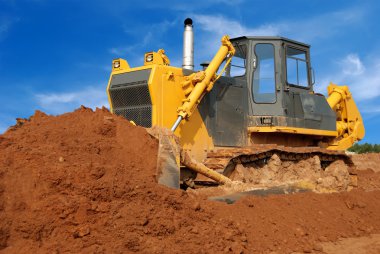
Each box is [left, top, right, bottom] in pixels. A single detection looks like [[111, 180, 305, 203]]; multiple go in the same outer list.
[[106, 18, 365, 190]]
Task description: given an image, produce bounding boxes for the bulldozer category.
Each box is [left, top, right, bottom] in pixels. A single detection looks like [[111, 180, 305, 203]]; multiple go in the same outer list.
[[106, 18, 365, 190]]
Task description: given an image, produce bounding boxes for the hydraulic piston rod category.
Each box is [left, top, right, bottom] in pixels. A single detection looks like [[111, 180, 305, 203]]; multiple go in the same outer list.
[[171, 35, 235, 132], [171, 116, 183, 132]]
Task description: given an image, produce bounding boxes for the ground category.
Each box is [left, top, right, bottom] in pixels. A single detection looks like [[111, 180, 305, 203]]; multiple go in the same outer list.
[[0, 107, 379, 253]]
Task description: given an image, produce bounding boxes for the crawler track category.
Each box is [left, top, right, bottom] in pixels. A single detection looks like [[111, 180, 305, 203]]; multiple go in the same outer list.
[[203, 145, 356, 177]]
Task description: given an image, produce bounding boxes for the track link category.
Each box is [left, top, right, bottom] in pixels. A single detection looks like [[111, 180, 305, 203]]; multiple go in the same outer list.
[[203, 145, 355, 177]]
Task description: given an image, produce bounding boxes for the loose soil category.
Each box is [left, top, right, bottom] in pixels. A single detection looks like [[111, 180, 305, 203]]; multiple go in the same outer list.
[[226, 154, 352, 194], [1, 107, 380, 253], [351, 153, 380, 172], [189, 150, 356, 199], [319, 234, 380, 254]]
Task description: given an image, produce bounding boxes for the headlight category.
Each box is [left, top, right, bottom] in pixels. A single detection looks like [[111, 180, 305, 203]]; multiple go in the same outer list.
[[146, 54, 153, 62], [113, 61, 120, 68]]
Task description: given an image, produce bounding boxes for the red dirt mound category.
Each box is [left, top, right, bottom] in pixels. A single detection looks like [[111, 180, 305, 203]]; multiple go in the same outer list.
[[352, 153, 380, 172], [0, 107, 246, 253], [1, 107, 380, 253]]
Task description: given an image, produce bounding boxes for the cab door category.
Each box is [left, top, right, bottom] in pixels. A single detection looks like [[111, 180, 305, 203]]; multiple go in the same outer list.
[[250, 42, 282, 117]]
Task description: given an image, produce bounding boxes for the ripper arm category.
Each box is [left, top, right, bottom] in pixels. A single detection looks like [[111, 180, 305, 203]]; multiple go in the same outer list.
[[327, 83, 365, 150]]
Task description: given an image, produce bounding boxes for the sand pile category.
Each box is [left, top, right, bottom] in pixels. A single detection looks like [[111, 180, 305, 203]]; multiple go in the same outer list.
[[351, 153, 380, 173], [351, 153, 380, 192], [0, 107, 245, 253], [1, 107, 380, 253]]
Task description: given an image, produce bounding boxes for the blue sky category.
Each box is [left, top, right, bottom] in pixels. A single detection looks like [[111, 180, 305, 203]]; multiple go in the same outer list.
[[0, 0, 379, 143]]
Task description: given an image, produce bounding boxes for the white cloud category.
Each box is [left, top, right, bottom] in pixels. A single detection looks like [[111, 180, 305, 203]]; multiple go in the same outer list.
[[187, 8, 364, 68], [106, 7, 366, 71], [194, 14, 279, 38], [198, 8, 363, 39], [360, 104, 380, 114], [316, 54, 380, 105], [109, 46, 135, 55], [340, 54, 365, 75], [35, 86, 109, 114], [109, 19, 177, 56], [282, 8, 364, 42], [349, 62, 380, 101]]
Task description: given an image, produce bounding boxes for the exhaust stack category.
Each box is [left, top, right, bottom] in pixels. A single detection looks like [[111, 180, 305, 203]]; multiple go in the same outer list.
[[182, 18, 194, 70]]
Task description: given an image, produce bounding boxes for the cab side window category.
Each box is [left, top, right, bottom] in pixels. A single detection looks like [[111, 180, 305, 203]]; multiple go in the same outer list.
[[286, 47, 309, 87], [225, 44, 247, 77]]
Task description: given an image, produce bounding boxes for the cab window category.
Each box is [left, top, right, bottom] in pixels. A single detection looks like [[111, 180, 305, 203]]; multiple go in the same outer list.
[[225, 44, 247, 77], [286, 47, 309, 87], [252, 43, 276, 103]]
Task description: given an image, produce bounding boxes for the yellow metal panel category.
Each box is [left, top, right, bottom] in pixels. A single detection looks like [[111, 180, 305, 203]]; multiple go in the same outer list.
[[248, 126, 338, 137], [106, 73, 114, 113], [106, 63, 214, 161], [147, 65, 214, 161]]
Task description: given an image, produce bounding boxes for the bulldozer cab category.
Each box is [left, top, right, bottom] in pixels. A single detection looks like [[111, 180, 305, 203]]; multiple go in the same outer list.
[[226, 36, 313, 112], [203, 36, 337, 147]]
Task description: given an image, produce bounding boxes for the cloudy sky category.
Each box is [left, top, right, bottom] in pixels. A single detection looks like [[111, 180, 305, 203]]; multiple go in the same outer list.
[[0, 0, 379, 143]]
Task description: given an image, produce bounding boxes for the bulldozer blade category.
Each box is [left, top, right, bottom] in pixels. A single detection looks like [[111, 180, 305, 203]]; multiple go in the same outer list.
[[208, 185, 310, 204], [147, 127, 180, 189]]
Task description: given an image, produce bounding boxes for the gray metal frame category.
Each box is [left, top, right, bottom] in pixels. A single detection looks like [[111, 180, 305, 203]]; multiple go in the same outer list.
[[200, 36, 336, 147]]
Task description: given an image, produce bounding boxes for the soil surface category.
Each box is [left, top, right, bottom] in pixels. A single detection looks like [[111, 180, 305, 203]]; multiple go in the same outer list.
[[351, 153, 380, 172], [319, 234, 380, 254], [1, 107, 380, 253]]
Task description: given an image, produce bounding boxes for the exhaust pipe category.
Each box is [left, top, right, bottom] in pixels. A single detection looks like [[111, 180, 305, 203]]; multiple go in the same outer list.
[[182, 18, 194, 70]]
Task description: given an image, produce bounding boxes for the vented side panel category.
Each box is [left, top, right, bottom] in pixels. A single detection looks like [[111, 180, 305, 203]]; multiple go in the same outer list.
[[108, 70, 152, 127], [110, 84, 151, 109], [114, 106, 152, 128]]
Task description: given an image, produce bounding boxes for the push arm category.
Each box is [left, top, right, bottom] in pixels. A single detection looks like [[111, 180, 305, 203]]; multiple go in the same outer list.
[[171, 35, 235, 131]]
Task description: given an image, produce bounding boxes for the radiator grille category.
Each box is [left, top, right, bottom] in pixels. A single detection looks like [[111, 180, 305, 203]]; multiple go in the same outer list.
[[110, 83, 150, 108], [109, 71, 152, 127], [114, 106, 152, 128]]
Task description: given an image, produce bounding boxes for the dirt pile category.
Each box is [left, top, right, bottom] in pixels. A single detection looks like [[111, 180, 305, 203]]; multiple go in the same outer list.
[[352, 153, 380, 172], [0, 107, 246, 253], [352, 153, 380, 192], [1, 107, 380, 253]]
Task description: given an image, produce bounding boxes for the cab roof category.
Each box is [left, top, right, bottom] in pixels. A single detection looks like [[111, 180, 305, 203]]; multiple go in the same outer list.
[[231, 36, 310, 48]]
